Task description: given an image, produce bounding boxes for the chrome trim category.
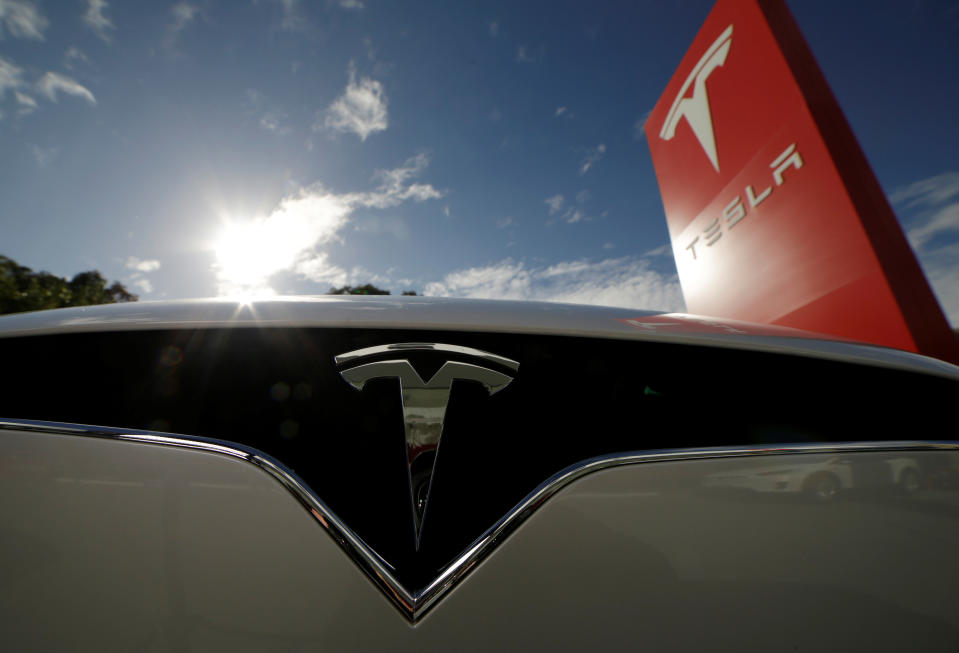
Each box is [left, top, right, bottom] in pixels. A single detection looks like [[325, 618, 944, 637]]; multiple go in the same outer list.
[[334, 342, 520, 371], [2, 417, 957, 623], [0, 417, 419, 617]]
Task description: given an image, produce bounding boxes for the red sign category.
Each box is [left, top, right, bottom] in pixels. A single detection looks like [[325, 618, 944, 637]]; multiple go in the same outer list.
[[645, 0, 959, 363], [618, 315, 857, 340]]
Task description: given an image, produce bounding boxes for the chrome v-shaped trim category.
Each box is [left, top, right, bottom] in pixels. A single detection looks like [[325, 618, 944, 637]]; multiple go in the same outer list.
[[3, 417, 957, 623]]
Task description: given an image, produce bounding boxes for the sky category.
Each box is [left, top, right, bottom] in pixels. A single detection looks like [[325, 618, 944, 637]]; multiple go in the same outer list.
[[1, 0, 958, 324]]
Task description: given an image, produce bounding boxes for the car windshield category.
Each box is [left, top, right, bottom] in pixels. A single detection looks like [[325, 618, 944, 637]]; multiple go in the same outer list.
[[0, 0, 956, 328]]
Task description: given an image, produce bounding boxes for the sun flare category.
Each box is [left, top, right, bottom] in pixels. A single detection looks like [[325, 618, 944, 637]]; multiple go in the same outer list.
[[211, 193, 353, 297], [213, 219, 289, 296]]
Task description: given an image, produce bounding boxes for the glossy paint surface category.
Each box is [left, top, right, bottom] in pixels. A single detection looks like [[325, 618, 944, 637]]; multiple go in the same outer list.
[[3, 428, 959, 650], [0, 296, 956, 380]]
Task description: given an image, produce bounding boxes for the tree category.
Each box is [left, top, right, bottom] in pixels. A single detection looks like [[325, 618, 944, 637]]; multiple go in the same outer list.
[[0, 255, 138, 316], [106, 281, 138, 303], [327, 284, 391, 296], [401, 290, 418, 296]]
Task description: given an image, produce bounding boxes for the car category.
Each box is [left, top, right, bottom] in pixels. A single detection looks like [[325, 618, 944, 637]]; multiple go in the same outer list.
[[702, 454, 923, 501], [2, 296, 958, 651]]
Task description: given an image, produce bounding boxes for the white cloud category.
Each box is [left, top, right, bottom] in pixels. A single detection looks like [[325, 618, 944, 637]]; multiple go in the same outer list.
[[126, 256, 161, 272], [338, 0, 364, 9], [252, 0, 305, 31], [167, 2, 198, 44], [131, 278, 154, 294], [36, 72, 96, 105], [362, 36, 376, 61], [274, 0, 306, 30], [426, 260, 530, 300], [260, 112, 290, 135], [496, 216, 514, 229], [642, 243, 671, 257], [907, 202, 959, 250], [0, 0, 47, 40], [555, 106, 567, 117], [245, 88, 290, 135], [320, 68, 388, 141], [294, 252, 348, 287], [516, 45, 534, 63], [443, 205, 451, 218], [579, 143, 606, 175], [893, 172, 959, 250], [891, 172, 959, 209], [544, 194, 564, 215], [125, 256, 161, 295], [15, 91, 36, 114], [64, 47, 89, 69], [633, 109, 652, 141], [30, 144, 57, 166], [488, 21, 499, 37], [424, 256, 684, 311], [172, 2, 198, 27], [360, 152, 443, 207], [545, 191, 593, 224], [918, 241, 959, 326], [892, 172, 959, 326], [0, 56, 24, 99], [213, 153, 443, 295], [3, 60, 97, 114], [83, 0, 115, 43]]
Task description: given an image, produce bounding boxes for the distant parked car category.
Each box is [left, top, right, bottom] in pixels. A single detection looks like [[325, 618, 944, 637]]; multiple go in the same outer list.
[[703, 455, 922, 500]]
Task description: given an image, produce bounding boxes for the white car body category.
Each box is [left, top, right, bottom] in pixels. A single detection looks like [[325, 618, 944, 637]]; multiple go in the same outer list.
[[1, 297, 958, 651]]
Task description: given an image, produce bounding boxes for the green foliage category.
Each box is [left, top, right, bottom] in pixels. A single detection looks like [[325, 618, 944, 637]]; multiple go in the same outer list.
[[327, 284, 392, 296], [0, 255, 138, 316], [326, 285, 422, 296]]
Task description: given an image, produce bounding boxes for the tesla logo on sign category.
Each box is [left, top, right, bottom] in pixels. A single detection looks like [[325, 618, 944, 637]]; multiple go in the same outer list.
[[659, 24, 733, 172], [656, 21, 809, 258], [644, 0, 959, 362], [685, 142, 804, 259]]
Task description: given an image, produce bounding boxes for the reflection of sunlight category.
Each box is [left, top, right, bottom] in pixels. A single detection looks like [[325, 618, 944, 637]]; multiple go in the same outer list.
[[215, 292, 263, 319]]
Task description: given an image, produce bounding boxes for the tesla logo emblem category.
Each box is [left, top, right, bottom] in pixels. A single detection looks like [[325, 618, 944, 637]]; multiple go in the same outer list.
[[335, 343, 518, 549], [660, 24, 733, 172]]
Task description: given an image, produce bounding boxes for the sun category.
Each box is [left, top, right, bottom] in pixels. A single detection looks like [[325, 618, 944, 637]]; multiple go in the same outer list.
[[213, 218, 290, 296], [211, 194, 352, 297]]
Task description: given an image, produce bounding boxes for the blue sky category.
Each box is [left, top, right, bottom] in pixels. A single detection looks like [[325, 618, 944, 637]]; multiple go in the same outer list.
[[1, 0, 958, 323]]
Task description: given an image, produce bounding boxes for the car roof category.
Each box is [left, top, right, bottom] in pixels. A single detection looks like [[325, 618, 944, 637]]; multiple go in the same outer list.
[[1, 295, 957, 381]]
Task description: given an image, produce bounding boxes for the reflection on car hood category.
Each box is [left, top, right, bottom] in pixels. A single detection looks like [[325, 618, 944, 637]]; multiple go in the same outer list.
[[0, 295, 957, 380]]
